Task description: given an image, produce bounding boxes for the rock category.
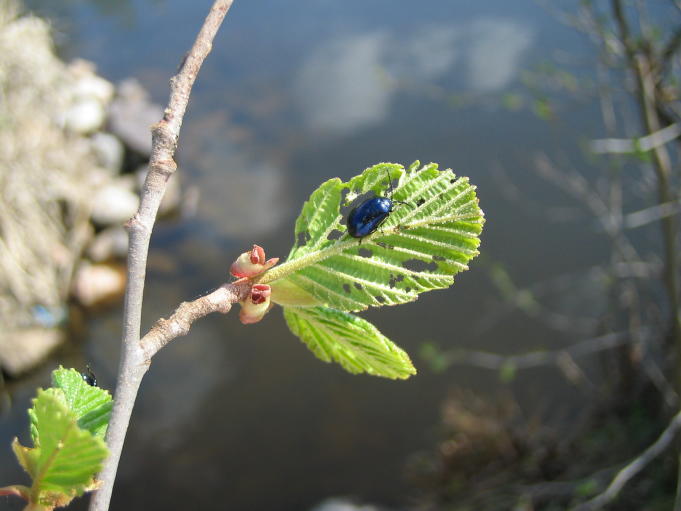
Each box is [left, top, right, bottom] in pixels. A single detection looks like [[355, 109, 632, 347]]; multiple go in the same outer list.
[[90, 132, 125, 173], [108, 78, 163, 155], [72, 262, 126, 307], [90, 180, 139, 226], [69, 59, 115, 104], [0, 328, 63, 377], [31, 304, 67, 328], [64, 97, 106, 134], [309, 499, 381, 511], [87, 226, 129, 262]]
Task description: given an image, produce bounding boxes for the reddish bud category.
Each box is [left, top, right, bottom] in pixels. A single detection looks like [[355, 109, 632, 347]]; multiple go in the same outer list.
[[250, 284, 272, 305], [230, 245, 279, 278], [239, 284, 273, 324]]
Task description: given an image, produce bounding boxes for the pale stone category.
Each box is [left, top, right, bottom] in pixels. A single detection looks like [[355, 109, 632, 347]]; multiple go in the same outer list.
[[64, 97, 106, 134], [108, 78, 163, 155], [73, 72, 115, 105], [90, 181, 139, 226], [72, 262, 126, 307], [0, 328, 63, 376], [87, 226, 129, 262], [91, 132, 125, 172]]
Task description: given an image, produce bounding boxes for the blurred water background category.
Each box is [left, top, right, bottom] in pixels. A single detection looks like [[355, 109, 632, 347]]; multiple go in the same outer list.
[[1, 1, 677, 509]]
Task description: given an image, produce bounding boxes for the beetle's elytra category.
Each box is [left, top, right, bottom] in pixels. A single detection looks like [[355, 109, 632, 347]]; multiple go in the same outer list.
[[347, 197, 394, 239], [346, 168, 410, 241]]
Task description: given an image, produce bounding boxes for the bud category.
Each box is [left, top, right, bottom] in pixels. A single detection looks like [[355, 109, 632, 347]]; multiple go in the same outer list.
[[230, 245, 279, 278], [239, 284, 272, 324]]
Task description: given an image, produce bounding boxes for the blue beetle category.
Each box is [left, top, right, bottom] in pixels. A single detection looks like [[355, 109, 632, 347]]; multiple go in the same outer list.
[[347, 197, 394, 239], [346, 169, 408, 241]]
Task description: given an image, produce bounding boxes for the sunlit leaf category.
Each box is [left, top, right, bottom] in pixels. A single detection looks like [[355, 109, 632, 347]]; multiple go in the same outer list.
[[284, 306, 415, 379], [52, 367, 112, 439], [12, 387, 108, 509], [264, 161, 484, 312]]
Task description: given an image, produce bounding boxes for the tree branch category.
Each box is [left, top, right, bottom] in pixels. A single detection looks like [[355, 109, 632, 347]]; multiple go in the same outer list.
[[89, 2, 235, 510], [574, 408, 681, 510], [436, 331, 631, 372], [141, 281, 250, 360]]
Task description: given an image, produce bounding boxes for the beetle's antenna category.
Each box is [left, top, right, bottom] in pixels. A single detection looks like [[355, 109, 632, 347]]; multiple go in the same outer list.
[[385, 167, 411, 207], [384, 167, 394, 198]]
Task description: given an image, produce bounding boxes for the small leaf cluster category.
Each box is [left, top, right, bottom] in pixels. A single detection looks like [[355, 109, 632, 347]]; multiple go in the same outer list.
[[1, 367, 111, 510], [261, 162, 484, 379]]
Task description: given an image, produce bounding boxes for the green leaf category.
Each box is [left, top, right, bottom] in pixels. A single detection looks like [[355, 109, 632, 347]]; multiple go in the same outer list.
[[14, 388, 108, 507], [264, 161, 484, 312], [52, 367, 112, 439], [283, 306, 416, 379]]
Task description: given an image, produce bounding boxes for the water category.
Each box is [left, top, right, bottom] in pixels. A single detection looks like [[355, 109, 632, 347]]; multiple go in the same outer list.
[[0, 0, 656, 509]]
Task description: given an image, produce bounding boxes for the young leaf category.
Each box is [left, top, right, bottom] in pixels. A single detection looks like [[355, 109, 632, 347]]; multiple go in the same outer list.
[[283, 306, 416, 379], [263, 161, 484, 312], [13, 388, 108, 507], [52, 367, 112, 439]]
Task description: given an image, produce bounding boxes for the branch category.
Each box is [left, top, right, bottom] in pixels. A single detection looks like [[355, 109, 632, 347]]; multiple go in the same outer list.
[[141, 281, 250, 360], [89, 2, 235, 510], [589, 123, 681, 154], [659, 26, 681, 78], [623, 199, 681, 229], [434, 331, 630, 370], [574, 408, 681, 510]]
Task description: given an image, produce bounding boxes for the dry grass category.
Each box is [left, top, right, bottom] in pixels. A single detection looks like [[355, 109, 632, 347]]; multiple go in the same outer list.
[[0, 0, 99, 372]]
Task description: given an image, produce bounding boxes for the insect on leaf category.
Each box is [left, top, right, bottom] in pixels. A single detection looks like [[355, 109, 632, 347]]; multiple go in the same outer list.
[[263, 161, 484, 312]]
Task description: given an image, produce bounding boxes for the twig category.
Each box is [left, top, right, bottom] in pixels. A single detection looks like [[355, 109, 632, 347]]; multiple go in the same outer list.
[[141, 281, 250, 360], [675, 451, 681, 511], [624, 199, 681, 229], [89, 2, 236, 510], [438, 331, 631, 371], [589, 122, 681, 154], [573, 408, 681, 510]]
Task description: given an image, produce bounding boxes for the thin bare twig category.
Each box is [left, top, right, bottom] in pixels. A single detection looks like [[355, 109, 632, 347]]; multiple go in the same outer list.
[[89, 2, 236, 510], [141, 281, 250, 360], [437, 331, 631, 371], [574, 408, 681, 511], [589, 122, 681, 154]]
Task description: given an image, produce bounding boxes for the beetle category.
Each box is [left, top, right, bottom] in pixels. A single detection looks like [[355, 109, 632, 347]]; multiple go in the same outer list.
[[81, 365, 97, 387], [346, 168, 408, 241]]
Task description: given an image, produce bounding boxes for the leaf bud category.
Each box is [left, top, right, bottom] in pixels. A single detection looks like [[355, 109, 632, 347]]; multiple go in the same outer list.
[[239, 284, 272, 324], [230, 245, 279, 278]]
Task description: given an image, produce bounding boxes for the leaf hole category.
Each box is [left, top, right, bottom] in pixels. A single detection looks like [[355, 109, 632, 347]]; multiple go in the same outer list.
[[327, 229, 344, 241], [340, 188, 355, 217], [343, 284, 351, 294], [405, 287, 412, 293], [416, 198, 425, 207], [388, 274, 405, 288], [297, 230, 311, 246], [354, 282, 363, 291], [375, 295, 386, 304], [450, 178, 456, 184], [403, 258, 438, 272], [358, 247, 373, 258]]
